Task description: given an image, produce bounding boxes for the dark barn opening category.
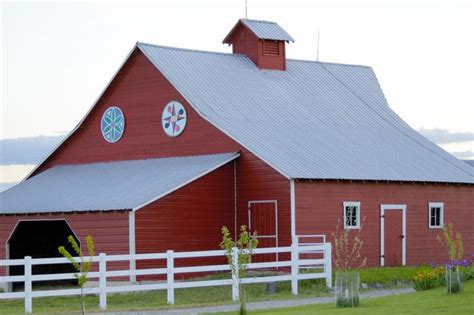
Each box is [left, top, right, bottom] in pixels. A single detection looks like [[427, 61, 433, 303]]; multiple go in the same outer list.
[[8, 220, 80, 290]]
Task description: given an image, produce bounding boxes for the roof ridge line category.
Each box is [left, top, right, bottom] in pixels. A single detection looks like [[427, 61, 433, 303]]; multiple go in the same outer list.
[[137, 42, 240, 58], [287, 58, 371, 69], [240, 18, 277, 24], [138, 42, 370, 68]]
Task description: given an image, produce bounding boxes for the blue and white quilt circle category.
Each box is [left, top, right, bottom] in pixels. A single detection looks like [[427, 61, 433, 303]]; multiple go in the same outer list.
[[162, 101, 187, 137], [101, 106, 125, 143]]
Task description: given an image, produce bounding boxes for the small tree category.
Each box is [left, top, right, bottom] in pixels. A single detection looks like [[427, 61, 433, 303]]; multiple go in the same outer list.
[[332, 217, 367, 271], [220, 225, 258, 315], [58, 235, 95, 315], [437, 222, 464, 264], [332, 218, 366, 307]]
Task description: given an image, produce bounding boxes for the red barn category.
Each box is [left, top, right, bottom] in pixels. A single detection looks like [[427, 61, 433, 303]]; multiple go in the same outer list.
[[1, 19, 473, 289]]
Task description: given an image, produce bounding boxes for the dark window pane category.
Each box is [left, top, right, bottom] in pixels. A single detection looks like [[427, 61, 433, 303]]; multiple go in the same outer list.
[[345, 206, 358, 226], [430, 207, 441, 226]]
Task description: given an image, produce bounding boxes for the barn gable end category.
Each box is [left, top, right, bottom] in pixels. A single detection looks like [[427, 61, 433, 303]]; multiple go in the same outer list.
[[32, 50, 241, 174]]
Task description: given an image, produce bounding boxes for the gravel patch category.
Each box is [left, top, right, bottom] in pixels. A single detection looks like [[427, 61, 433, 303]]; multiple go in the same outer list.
[[100, 287, 415, 315]]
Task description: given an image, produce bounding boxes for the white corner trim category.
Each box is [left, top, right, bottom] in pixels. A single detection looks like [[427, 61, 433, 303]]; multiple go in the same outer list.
[[342, 201, 361, 229], [128, 210, 136, 283], [428, 202, 444, 229], [132, 152, 240, 211], [290, 179, 296, 242], [22, 44, 139, 182], [380, 204, 407, 266]]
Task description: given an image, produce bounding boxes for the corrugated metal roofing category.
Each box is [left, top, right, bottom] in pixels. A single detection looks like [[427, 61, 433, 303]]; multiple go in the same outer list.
[[138, 43, 473, 184], [0, 153, 239, 214], [240, 19, 294, 42], [464, 160, 474, 167]]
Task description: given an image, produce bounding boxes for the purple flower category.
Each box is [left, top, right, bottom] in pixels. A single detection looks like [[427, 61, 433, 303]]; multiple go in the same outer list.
[[429, 262, 437, 269]]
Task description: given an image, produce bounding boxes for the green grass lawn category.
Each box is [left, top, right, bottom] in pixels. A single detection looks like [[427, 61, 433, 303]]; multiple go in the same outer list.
[[221, 280, 474, 315], [0, 266, 455, 314], [0, 276, 331, 314]]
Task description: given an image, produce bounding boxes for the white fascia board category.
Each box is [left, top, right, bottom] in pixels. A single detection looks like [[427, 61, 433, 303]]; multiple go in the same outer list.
[[22, 44, 140, 182], [132, 152, 240, 211]]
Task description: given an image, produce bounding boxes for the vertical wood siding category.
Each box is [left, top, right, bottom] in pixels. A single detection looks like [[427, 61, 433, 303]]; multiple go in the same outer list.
[[295, 181, 474, 267], [135, 162, 234, 280], [237, 151, 291, 249], [0, 211, 129, 277]]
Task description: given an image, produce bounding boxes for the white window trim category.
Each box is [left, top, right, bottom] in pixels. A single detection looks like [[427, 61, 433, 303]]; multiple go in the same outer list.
[[428, 202, 444, 229], [343, 201, 361, 229]]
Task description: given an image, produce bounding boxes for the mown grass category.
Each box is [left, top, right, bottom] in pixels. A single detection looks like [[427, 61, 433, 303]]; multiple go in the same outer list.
[[0, 266, 440, 314], [219, 280, 474, 315], [0, 273, 330, 314]]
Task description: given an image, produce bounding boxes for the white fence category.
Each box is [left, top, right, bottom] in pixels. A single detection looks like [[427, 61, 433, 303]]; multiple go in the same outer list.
[[0, 243, 332, 314]]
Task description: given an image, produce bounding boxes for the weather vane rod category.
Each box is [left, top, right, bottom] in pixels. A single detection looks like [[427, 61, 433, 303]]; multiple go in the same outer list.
[[317, 30, 320, 62], [245, 0, 248, 19]]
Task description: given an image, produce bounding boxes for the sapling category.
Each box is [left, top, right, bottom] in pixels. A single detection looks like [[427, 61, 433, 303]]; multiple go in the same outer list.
[[220, 225, 258, 315], [58, 235, 95, 315]]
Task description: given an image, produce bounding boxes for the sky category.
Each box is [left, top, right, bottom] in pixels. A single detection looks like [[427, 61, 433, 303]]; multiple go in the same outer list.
[[0, 0, 473, 190]]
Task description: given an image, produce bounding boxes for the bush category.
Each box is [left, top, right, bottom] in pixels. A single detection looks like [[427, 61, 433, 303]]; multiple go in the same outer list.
[[358, 266, 431, 285], [413, 267, 444, 291]]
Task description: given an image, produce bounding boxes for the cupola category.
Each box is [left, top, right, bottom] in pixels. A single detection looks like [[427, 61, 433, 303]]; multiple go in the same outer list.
[[223, 19, 294, 71]]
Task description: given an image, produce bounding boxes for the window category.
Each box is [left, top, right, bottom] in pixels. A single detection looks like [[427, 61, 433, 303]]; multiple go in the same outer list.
[[343, 201, 360, 229], [263, 40, 280, 56], [429, 202, 444, 228]]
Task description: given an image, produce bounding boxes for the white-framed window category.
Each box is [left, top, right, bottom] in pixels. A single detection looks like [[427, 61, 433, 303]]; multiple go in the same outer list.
[[343, 201, 361, 229], [428, 202, 444, 228]]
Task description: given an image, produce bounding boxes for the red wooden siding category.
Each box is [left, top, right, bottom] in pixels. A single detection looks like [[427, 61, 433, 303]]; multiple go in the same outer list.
[[33, 50, 241, 174], [135, 162, 234, 279], [0, 211, 129, 277], [295, 181, 474, 267], [135, 162, 234, 253], [236, 152, 291, 252]]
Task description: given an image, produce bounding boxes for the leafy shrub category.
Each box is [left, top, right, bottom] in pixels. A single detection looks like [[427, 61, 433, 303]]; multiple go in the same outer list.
[[413, 267, 444, 291], [358, 265, 431, 285]]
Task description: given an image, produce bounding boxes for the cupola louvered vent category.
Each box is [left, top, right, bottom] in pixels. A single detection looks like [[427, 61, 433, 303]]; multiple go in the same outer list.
[[263, 40, 280, 56]]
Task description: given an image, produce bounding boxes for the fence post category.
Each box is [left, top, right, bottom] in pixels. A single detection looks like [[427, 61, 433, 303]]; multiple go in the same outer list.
[[24, 256, 32, 314], [99, 253, 107, 310], [231, 247, 239, 301], [325, 243, 332, 288], [166, 250, 175, 304], [291, 241, 298, 295]]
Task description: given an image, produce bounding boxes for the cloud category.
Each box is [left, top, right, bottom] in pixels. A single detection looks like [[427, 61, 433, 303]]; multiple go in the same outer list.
[[451, 150, 474, 159], [418, 128, 474, 144], [0, 135, 65, 165]]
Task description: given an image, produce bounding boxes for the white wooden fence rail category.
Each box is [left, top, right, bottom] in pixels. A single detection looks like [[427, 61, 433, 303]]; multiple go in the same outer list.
[[0, 243, 332, 314]]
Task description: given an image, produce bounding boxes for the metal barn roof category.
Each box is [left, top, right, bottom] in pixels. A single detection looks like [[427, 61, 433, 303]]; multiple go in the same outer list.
[[224, 19, 295, 43], [0, 153, 238, 214], [138, 43, 473, 184]]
